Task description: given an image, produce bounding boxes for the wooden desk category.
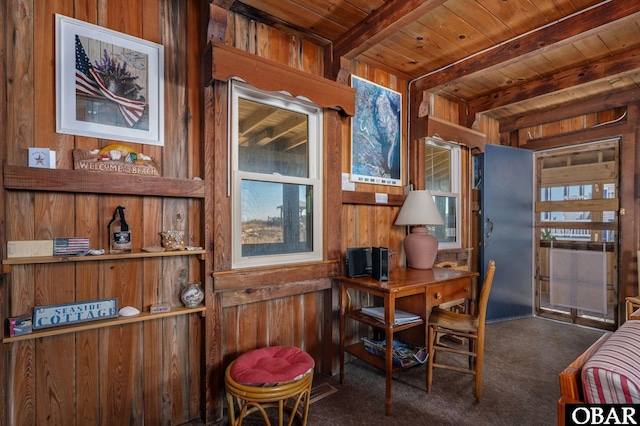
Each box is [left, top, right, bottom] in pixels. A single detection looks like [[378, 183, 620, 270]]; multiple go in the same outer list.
[[339, 267, 478, 416]]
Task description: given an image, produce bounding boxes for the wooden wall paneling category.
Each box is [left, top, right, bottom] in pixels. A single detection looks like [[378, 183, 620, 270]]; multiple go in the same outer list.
[[162, 0, 188, 180], [142, 317, 163, 424], [211, 81, 231, 272], [618, 105, 638, 312], [231, 11, 255, 51], [207, 77, 228, 419], [187, 307, 204, 419], [269, 296, 294, 346], [222, 304, 238, 363], [292, 294, 304, 347], [101, 324, 143, 423], [160, 20, 195, 424], [5, 0, 33, 165], [160, 255, 194, 424], [5, 12, 37, 425], [36, 333, 76, 424], [105, 0, 142, 37], [202, 49, 220, 424], [432, 95, 459, 123], [356, 205, 371, 246], [33, 0, 77, 404], [142, 255, 164, 424], [0, 0, 5, 417], [302, 38, 322, 76], [474, 114, 500, 145], [325, 110, 344, 260], [304, 290, 322, 368], [166, 316, 190, 424], [10, 340, 36, 424]]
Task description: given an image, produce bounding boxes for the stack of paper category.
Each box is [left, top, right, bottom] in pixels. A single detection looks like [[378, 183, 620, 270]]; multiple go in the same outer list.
[[361, 337, 427, 367], [361, 306, 421, 325]]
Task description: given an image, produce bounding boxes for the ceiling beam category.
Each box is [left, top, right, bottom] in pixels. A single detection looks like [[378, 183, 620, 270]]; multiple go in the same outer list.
[[500, 86, 640, 132], [326, 0, 447, 79], [467, 44, 640, 116], [413, 0, 640, 92]]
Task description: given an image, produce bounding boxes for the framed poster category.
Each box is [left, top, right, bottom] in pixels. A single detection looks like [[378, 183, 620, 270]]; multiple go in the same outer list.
[[350, 75, 402, 186], [55, 14, 164, 146]]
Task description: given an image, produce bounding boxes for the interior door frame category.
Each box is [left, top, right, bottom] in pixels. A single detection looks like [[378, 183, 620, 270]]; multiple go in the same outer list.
[[533, 139, 620, 330]]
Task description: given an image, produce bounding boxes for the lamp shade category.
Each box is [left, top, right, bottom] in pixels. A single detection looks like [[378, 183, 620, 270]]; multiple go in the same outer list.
[[395, 190, 444, 269], [394, 190, 444, 227]]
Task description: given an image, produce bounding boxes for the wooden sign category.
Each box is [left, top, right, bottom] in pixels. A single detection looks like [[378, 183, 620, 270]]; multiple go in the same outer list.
[[33, 298, 118, 329], [73, 143, 159, 176]]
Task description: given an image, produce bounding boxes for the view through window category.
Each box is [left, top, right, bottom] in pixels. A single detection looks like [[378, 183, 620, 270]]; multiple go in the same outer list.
[[231, 82, 323, 268]]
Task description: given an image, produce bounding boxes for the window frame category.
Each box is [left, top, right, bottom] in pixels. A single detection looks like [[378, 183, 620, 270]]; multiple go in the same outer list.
[[423, 137, 462, 249], [230, 81, 323, 269]]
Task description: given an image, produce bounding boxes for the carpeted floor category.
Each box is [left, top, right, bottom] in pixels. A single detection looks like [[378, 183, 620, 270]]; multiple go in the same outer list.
[[216, 316, 606, 425], [303, 316, 606, 426]]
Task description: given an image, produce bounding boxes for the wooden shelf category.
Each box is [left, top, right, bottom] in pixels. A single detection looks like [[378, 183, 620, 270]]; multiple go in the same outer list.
[[3, 249, 206, 270], [3, 165, 205, 198], [346, 309, 423, 331], [3, 305, 206, 343], [344, 342, 409, 374]]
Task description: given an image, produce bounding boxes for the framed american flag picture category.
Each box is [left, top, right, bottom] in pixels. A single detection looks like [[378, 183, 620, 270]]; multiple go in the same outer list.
[[55, 14, 164, 146]]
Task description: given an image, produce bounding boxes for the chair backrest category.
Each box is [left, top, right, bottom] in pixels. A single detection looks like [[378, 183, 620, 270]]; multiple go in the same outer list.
[[476, 260, 496, 327]]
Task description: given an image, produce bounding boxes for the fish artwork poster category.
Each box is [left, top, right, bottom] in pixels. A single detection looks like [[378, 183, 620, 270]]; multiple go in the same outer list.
[[350, 75, 402, 186]]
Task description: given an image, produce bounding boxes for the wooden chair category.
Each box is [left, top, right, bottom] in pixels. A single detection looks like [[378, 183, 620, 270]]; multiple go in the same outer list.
[[426, 260, 496, 402]]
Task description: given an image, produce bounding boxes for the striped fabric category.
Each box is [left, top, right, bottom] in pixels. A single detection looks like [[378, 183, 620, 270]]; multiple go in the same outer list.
[[582, 320, 640, 403]]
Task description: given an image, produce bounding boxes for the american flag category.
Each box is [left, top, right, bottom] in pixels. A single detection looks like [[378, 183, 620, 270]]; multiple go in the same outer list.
[[75, 35, 147, 127]]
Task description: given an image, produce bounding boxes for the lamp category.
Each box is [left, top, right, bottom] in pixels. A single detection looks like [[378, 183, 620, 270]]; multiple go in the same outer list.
[[394, 190, 444, 269]]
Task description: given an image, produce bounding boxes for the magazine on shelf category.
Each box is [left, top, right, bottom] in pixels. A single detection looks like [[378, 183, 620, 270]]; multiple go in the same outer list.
[[360, 306, 421, 325], [361, 337, 428, 367]]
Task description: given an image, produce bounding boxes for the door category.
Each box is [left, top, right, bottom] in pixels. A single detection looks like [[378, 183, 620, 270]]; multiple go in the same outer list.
[[480, 144, 534, 321]]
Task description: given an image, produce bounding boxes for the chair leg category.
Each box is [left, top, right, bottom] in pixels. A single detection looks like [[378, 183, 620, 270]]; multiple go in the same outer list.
[[427, 325, 435, 393], [475, 338, 484, 402]]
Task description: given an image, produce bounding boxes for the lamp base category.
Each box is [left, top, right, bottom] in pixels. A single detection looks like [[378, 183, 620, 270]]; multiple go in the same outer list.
[[403, 226, 439, 269]]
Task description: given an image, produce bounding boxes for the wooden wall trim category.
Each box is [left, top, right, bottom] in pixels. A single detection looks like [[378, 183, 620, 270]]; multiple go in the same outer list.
[[519, 120, 632, 151], [500, 87, 640, 133], [341, 190, 404, 206], [206, 42, 356, 116], [413, 115, 486, 150], [218, 278, 333, 308], [212, 260, 340, 292]]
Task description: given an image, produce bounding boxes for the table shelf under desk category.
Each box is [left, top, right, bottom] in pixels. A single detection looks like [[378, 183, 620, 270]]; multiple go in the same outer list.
[[339, 267, 478, 416]]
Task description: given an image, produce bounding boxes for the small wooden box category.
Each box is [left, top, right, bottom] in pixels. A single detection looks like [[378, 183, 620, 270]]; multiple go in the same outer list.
[[7, 240, 54, 258]]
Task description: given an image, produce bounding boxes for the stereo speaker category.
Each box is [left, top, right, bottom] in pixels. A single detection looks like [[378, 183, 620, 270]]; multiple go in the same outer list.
[[371, 247, 389, 281], [346, 247, 372, 277]]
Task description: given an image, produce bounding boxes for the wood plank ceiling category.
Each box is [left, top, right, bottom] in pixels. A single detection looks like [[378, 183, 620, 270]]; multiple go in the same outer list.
[[224, 0, 640, 127]]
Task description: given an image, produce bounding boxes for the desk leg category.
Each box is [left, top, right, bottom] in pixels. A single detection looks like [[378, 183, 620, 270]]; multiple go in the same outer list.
[[339, 283, 346, 384], [385, 325, 393, 416]]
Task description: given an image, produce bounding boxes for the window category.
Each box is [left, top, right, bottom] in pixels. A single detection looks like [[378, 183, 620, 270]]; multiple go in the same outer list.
[[231, 81, 323, 268], [424, 138, 461, 249]]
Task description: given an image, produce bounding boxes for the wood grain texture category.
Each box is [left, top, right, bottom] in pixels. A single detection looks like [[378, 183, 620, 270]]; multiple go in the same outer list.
[[2, 1, 207, 424]]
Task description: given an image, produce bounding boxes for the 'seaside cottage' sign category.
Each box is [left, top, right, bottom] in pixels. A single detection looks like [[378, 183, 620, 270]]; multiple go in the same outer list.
[[33, 298, 118, 329]]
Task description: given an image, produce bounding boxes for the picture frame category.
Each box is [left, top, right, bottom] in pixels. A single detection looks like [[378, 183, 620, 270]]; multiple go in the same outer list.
[[350, 75, 402, 186], [55, 14, 164, 146]]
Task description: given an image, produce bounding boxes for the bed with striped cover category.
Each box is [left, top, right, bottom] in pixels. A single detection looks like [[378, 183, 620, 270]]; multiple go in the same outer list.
[[582, 320, 640, 403]]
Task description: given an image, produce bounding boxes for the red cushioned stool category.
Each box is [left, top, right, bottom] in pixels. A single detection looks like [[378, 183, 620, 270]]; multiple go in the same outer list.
[[225, 346, 315, 426]]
